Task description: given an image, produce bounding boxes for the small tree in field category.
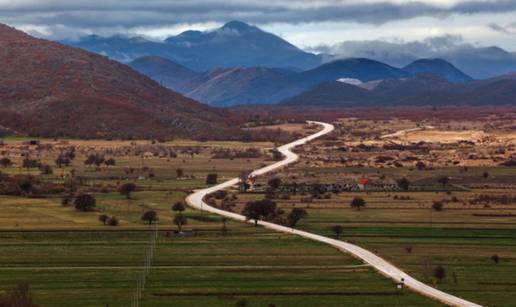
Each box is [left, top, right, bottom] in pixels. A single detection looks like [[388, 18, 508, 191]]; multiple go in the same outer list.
[[437, 176, 450, 188], [119, 182, 137, 199], [432, 201, 444, 211], [415, 161, 426, 170], [434, 265, 446, 283], [98, 214, 109, 225], [74, 194, 96, 212], [350, 197, 366, 210], [331, 225, 344, 239], [172, 201, 186, 213], [397, 178, 411, 191], [173, 214, 188, 233], [286, 208, 307, 227], [206, 173, 218, 184], [141, 210, 158, 225], [491, 254, 500, 264], [176, 168, 184, 178], [242, 199, 277, 226], [107, 216, 119, 226]]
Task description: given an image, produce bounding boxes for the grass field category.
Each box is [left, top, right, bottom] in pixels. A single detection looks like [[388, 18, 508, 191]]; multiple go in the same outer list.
[[233, 164, 516, 306], [0, 135, 437, 306], [1, 120, 514, 306], [0, 220, 438, 306]]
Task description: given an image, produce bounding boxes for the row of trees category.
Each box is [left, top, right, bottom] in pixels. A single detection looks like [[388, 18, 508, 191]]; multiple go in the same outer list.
[[139, 202, 188, 232]]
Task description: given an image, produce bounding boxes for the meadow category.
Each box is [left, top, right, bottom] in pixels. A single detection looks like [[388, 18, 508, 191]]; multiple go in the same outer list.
[[0, 135, 437, 306]]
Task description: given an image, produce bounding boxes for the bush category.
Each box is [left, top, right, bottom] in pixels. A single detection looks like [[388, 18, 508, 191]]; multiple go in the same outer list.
[[74, 194, 96, 212], [350, 197, 365, 210], [432, 201, 444, 212], [107, 216, 119, 226], [434, 265, 446, 282], [39, 164, 53, 175], [206, 173, 218, 185], [61, 196, 71, 206], [396, 178, 410, 191], [98, 214, 109, 225], [0, 157, 12, 167]]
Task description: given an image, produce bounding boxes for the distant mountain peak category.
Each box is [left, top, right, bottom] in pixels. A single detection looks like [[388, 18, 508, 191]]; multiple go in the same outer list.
[[64, 20, 321, 71], [221, 20, 257, 32]]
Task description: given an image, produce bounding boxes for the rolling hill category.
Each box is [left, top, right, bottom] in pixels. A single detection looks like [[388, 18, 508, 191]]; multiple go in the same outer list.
[[129, 56, 200, 93], [129, 57, 411, 106], [186, 67, 295, 107], [281, 73, 516, 107], [403, 59, 473, 83], [0, 23, 230, 139]]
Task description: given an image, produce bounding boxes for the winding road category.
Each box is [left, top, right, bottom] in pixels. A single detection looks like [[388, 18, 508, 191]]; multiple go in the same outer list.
[[185, 121, 482, 307]]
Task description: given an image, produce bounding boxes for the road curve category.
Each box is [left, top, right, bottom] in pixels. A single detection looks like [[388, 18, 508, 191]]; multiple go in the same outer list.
[[185, 121, 481, 307]]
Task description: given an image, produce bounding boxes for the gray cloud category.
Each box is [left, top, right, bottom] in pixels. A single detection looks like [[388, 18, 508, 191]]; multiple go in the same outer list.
[[488, 22, 516, 34], [1, 0, 516, 39], [311, 34, 485, 66]]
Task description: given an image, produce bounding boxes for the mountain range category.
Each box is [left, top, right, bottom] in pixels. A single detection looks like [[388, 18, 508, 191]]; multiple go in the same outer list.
[[65, 21, 321, 72], [130, 55, 480, 106], [0, 21, 513, 140], [319, 40, 516, 79], [0, 23, 230, 139], [64, 21, 516, 80], [282, 73, 516, 107], [60, 20, 516, 107]]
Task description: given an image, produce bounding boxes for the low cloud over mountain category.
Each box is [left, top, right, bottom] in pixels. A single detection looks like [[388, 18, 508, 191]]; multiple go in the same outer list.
[[315, 35, 516, 79]]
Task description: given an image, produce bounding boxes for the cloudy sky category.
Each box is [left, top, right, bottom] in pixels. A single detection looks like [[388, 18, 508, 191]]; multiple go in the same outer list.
[[1, 0, 515, 51]]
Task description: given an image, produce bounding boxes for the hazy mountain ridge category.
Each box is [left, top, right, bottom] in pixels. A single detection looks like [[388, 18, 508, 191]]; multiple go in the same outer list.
[[130, 55, 476, 106], [65, 21, 321, 72], [321, 39, 516, 79]]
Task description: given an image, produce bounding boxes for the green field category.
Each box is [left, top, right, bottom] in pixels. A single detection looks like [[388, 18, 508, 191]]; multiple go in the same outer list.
[[0, 137, 438, 306], [1, 131, 514, 306], [232, 164, 516, 306], [0, 222, 438, 306]]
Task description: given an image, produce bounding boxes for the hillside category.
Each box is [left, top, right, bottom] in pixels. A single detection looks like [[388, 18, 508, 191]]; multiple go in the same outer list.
[[65, 21, 322, 71], [129, 56, 200, 93], [281, 73, 516, 107], [186, 67, 294, 106], [403, 59, 473, 83], [0, 24, 230, 139]]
